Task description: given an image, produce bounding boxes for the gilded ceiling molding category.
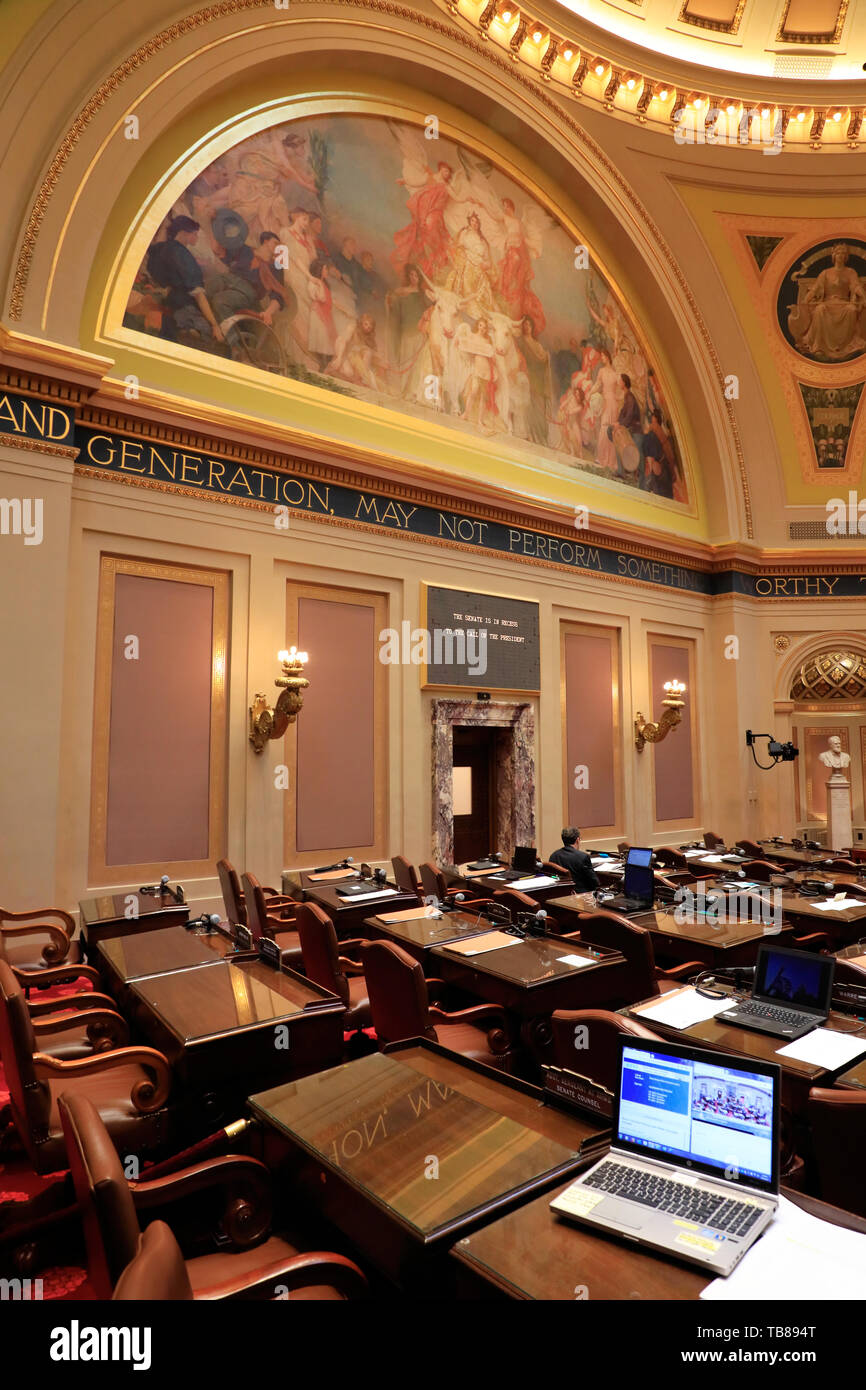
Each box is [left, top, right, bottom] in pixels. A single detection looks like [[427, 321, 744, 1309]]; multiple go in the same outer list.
[[0, 431, 78, 459], [777, 0, 849, 45], [7, 0, 752, 534], [678, 0, 746, 36]]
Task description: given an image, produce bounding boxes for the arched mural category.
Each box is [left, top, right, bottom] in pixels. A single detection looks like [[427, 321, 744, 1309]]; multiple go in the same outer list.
[[123, 114, 688, 504]]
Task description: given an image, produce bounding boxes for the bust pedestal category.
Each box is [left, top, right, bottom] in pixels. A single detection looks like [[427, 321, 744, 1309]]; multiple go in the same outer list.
[[825, 774, 853, 854]]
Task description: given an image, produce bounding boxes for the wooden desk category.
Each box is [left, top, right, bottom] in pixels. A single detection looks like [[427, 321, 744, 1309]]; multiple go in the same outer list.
[[451, 1182, 866, 1300], [546, 895, 792, 968], [452, 869, 571, 904], [780, 891, 866, 944], [759, 841, 833, 866], [624, 989, 866, 1116], [364, 907, 499, 963], [430, 932, 626, 1058], [248, 1039, 605, 1290], [79, 891, 189, 955], [301, 881, 420, 935], [96, 925, 244, 1010], [130, 958, 345, 1112]]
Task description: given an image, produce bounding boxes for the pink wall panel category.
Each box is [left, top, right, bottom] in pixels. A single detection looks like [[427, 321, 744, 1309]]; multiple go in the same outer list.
[[651, 642, 694, 823], [800, 727, 849, 822], [564, 632, 616, 831], [296, 597, 375, 852], [106, 575, 213, 865]]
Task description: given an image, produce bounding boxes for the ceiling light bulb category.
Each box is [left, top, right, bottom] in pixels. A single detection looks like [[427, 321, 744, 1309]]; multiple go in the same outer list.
[[595, 62, 606, 75], [726, 103, 736, 115], [796, 110, 806, 122], [693, 96, 704, 109], [658, 88, 669, 101], [833, 109, 843, 121], [501, 9, 512, 21], [761, 107, 771, 119], [562, 46, 573, 60], [626, 77, 636, 90], [532, 29, 542, 42]]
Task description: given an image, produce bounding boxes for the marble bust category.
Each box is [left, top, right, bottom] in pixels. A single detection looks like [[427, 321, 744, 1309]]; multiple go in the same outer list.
[[818, 735, 850, 776]]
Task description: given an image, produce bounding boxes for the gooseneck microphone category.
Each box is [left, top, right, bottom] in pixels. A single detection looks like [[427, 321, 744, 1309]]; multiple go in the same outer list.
[[314, 856, 355, 873], [186, 913, 222, 933]]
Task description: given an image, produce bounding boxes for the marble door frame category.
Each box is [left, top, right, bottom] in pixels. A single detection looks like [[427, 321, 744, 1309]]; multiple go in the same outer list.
[[431, 699, 536, 865]]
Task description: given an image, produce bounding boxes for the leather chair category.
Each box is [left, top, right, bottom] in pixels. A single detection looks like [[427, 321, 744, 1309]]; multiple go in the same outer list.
[[825, 858, 861, 874], [0, 905, 89, 980], [741, 858, 784, 882], [418, 861, 447, 902], [58, 1093, 367, 1300], [241, 873, 302, 967], [18, 990, 129, 1061], [655, 846, 689, 872], [703, 831, 725, 849], [616, 841, 630, 855], [390, 856, 422, 899], [217, 859, 294, 928], [492, 887, 544, 920], [806, 1089, 866, 1218], [295, 902, 371, 1031], [549, 1009, 664, 1090], [566, 911, 703, 1004], [736, 838, 764, 857], [0, 960, 173, 1173], [825, 880, 866, 899], [360, 939, 514, 1070]]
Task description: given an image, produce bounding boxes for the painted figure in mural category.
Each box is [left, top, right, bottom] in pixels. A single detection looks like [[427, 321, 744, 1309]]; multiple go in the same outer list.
[[125, 115, 688, 506], [799, 245, 866, 361]]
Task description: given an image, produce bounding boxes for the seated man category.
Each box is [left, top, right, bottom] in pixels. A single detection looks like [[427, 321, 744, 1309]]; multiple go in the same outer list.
[[548, 827, 600, 893]]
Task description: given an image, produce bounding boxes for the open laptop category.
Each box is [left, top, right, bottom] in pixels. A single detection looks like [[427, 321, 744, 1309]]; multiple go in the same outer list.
[[602, 847, 655, 914], [550, 1036, 779, 1276], [491, 845, 540, 882], [717, 943, 835, 1040]]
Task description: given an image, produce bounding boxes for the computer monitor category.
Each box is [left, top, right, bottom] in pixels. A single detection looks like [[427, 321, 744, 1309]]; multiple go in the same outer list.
[[512, 845, 538, 873], [615, 1037, 780, 1192], [624, 847, 654, 901], [753, 943, 834, 1017]]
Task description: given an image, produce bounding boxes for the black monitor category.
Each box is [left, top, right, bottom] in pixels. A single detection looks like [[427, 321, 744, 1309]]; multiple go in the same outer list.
[[624, 847, 654, 902], [512, 845, 538, 873]]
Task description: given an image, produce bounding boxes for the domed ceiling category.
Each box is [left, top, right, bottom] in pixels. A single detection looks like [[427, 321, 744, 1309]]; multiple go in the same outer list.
[[555, 0, 864, 79]]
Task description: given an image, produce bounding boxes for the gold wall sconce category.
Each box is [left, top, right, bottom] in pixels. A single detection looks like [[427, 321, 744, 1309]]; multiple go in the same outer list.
[[249, 647, 309, 754], [634, 679, 686, 753]]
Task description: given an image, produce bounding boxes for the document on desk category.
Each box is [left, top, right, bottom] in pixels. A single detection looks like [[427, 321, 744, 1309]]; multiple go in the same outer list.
[[702, 1195, 866, 1301], [700, 854, 726, 864], [557, 953, 595, 969], [812, 896, 864, 911], [511, 875, 558, 889], [683, 850, 707, 859], [376, 905, 440, 923], [442, 931, 521, 956], [338, 888, 399, 903], [775, 1027, 866, 1070], [633, 987, 733, 1030], [307, 868, 358, 882]]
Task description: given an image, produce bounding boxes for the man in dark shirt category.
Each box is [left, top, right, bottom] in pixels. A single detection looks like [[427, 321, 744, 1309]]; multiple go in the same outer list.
[[548, 827, 600, 892]]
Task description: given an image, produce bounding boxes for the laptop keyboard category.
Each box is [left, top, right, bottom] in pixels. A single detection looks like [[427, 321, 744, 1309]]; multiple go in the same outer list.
[[582, 1161, 763, 1237], [737, 1001, 814, 1028]]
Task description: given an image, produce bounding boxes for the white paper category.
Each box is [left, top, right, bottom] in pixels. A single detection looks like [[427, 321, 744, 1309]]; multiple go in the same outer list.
[[813, 897, 864, 911], [557, 953, 594, 969], [338, 888, 398, 902], [701, 853, 726, 864], [455, 934, 521, 955], [701, 1195, 866, 1301], [683, 849, 706, 858], [511, 875, 558, 889], [775, 1027, 866, 1069], [633, 986, 733, 1030]]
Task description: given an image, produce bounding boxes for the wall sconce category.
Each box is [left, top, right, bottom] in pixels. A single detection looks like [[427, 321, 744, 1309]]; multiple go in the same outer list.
[[249, 647, 310, 754], [634, 679, 686, 753]]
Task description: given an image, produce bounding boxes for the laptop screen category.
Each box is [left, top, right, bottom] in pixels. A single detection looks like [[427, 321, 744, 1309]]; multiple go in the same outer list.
[[624, 847, 654, 900], [512, 845, 538, 873], [615, 1040, 779, 1192], [754, 944, 834, 1015]]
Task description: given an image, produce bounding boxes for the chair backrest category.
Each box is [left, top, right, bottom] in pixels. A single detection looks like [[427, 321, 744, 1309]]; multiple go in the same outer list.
[[655, 846, 688, 871], [741, 859, 779, 882], [736, 839, 763, 857], [58, 1092, 142, 1299], [359, 940, 433, 1046], [807, 1089, 866, 1218], [296, 902, 348, 1006], [549, 1009, 663, 1091], [827, 858, 859, 873], [0, 958, 48, 1155], [216, 858, 245, 927], [703, 831, 724, 849], [390, 856, 421, 898], [113, 1221, 194, 1301], [418, 862, 446, 902], [492, 888, 542, 920], [616, 841, 630, 855], [574, 911, 659, 999], [240, 872, 267, 941], [827, 880, 866, 899]]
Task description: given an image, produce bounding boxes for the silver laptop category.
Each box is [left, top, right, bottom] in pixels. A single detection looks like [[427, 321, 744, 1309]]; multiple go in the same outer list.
[[550, 1036, 780, 1275]]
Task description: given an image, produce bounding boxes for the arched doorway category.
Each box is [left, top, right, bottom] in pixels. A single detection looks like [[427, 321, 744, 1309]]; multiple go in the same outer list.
[[788, 649, 866, 846]]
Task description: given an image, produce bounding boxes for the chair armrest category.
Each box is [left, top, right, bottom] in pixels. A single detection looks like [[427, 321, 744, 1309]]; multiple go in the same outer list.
[[131, 1155, 273, 1249], [0, 921, 73, 964], [790, 930, 831, 952], [0, 906, 75, 935], [657, 960, 705, 981], [32, 1046, 171, 1111], [429, 1002, 508, 1029], [12, 962, 100, 989], [31, 1007, 129, 1050], [218, 1250, 368, 1301], [262, 890, 292, 903], [424, 977, 448, 1004], [265, 910, 297, 932], [27, 990, 116, 1016]]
